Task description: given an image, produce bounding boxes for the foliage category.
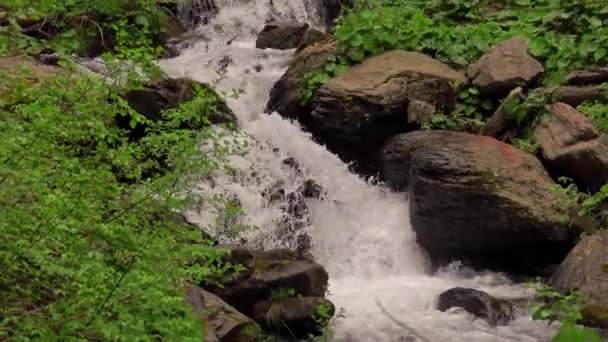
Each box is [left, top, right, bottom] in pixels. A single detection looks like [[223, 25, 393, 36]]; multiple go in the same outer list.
[[270, 287, 296, 303], [0, 58, 243, 340], [528, 281, 601, 342], [336, 1, 608, 83], [0, 0, 167, 65], [309, 305, 344, 342], [422, 85, 489, 132], [300, 55, 349, 105], [577, 101, 608, 134], [549, 178, 608, 229], [513, 137, 539, 154]]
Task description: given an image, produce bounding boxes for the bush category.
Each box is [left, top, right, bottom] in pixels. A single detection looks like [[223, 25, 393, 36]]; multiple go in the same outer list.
[[0, 58, 243, 340]]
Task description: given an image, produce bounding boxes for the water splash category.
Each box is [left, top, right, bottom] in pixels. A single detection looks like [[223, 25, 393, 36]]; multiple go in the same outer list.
[[160, 1, 557, 341]]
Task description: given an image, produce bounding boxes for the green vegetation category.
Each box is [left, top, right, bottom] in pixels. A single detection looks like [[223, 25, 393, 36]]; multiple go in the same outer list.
[[0, 1, 255, 341], [549, 178, 608, 230], [528, 281, 601, 342], [270, 287, 297, 302], [578, 101, 608, 134], [302, 0, 608, 130]]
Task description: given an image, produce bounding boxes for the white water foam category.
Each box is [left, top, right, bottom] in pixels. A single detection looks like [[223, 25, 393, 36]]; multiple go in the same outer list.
[[160, 1, 557, 341]]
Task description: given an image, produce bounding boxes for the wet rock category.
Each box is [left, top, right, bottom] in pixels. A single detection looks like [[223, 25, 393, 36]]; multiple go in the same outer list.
[[123, 78, 236, 138], [256, 21, 309, 50], [551, 231, 608, 329], [184, 284, 261, 342], [466, 37, 544, 96], [297, 28, 329, 52], [265, 297, 335, 337], [533, 102, 608, 193], [380, 130, 577, 269], [311, 50, 464, 170], [300, 179, 323, 199], [282, 157, 301, 170], [266, 40, 336, 124], [217, 55, 233, 75], [205, 249, 329, 318], [437, 287, 514, 326], [481, 87, 526, 139], [263, 180, 308, 221], [319, 0, 353, 29], [565, 67, 608, 86], [553, 85, 608, 107]]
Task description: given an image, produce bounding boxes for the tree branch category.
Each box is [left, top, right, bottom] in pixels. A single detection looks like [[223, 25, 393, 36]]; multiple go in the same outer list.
[[375, 298, 431, 342]]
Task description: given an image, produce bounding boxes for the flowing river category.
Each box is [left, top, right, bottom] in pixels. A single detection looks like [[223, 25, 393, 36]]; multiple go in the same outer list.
[[159, 1, 557, 340]]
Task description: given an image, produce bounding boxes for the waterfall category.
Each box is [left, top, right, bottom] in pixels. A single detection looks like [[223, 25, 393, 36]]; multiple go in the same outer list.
[[159, 1, 557, 341]]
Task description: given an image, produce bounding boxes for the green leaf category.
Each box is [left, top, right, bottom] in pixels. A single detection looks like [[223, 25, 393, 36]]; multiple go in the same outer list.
[[594, 48, 607, 62], [348, 49, 366, 63]]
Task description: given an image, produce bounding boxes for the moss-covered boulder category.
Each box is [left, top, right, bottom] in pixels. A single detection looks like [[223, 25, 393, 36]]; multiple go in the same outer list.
[[310, 50, 464, 172], [203, 249, 329, 319], [265, 40, 336, 125], [380, 130, 577, 270], [551, 230, 608, 329]]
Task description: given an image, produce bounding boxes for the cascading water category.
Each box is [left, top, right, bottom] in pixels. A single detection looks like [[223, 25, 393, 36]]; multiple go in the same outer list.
[[160, 1, 557, 341]]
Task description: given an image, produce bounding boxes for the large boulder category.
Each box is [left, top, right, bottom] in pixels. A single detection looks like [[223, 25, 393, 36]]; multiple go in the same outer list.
[[311, 50, 465, 170], [264, 297, 335, 337], [551, 231, 608, 329], [265, 40, 336, 124], [380, 130, 576, 269], [466, 36, 544, 96], [184, 285, 261, 342], [533, 102, 608, 193], [205, 249, 329, 318], [437, 287, 514, 326], [256, 22, 309, 50]]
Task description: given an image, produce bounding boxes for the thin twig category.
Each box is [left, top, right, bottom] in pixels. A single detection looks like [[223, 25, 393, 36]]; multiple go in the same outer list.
[[375, 299, 431, 342]]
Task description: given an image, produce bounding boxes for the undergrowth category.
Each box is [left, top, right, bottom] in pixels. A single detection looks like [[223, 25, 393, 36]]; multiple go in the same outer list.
[[0, 1, 253, 340], [301, 0, 608, 132]]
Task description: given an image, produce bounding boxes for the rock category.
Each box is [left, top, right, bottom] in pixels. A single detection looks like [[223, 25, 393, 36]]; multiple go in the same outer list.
[[437, 288, 514, 326], [311, 50, 465, 169], [553, 85, 608, 107], [123, 78, 236, 138], [565, 68, 608, 86], [481, 87, 526, 139], [551, 231, 608, 329], [407, 99, 438, 126], [256, 22, 309, 50], [300, 179, 323, 199], [380, 130, 576, 269], [318, 0, 352, 28], [297, 29, 329, 52], [533, 102, 608, 193], [466, 37, 544, 96], [266, 40, 336, 124], [265, 297, 335, 337], [184, 285, 261, 342], [206, 249, 329, 318]]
